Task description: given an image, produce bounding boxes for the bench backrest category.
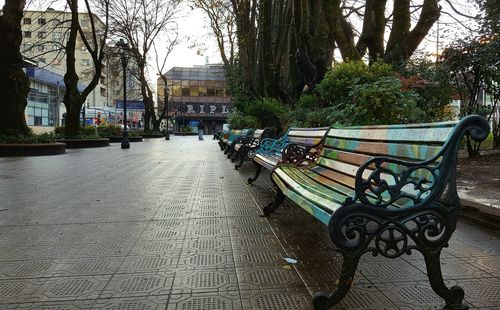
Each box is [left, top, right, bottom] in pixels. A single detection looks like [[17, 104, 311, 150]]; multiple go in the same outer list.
[[312, 121, 465, 207], [286, 127, 330, 146]]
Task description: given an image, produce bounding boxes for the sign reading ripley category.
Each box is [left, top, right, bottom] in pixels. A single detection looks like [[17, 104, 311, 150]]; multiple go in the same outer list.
[[182, 103, 231, 115]]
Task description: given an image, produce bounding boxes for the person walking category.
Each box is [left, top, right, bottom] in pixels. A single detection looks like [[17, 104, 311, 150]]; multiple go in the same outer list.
[[198, 120, 204, 140]]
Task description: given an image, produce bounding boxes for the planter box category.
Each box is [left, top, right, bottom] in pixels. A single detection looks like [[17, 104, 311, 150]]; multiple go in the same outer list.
[[108, 136, 143, 143], [0, 142, 66, 157], [57, 138, 110, 148], [141, 133, 164, 138]]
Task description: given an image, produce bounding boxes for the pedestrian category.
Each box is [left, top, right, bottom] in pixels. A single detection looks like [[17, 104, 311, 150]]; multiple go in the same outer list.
[[198, 120, 204, 140]]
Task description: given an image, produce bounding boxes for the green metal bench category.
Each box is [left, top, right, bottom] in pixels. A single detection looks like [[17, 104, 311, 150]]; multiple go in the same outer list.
[[264, 116, 490, 310], [247, 127, 329, 184], [218, 129, 231, 150], [231, 128, 273, 170], [225, 128, 254, 157]]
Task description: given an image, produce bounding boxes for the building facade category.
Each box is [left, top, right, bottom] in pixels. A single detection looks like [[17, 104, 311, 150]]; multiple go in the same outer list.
[[21, 8, 113, 108], [159, 64, 232, 134]]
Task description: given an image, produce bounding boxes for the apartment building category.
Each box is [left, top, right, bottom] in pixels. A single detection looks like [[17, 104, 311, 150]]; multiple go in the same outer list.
[[21, 8, 118, 109]]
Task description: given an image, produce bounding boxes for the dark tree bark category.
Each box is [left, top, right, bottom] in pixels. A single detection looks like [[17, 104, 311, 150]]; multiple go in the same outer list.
[[0, 0, 30, 136], [63, 0, 108, 138]]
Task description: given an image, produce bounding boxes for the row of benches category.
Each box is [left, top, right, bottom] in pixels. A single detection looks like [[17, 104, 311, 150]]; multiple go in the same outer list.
[[217, 116, 490, 310]]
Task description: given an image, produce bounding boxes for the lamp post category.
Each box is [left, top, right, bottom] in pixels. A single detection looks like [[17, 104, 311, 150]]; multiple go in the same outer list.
[[116, 39, 130, 149], [164, 86, 170, 140]]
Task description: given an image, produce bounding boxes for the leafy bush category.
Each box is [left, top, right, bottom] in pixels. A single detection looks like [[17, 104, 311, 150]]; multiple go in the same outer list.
[[345, 76, 424, 125], [180, 125, 193, 134], [0, 132, 56, 144], [54, 126, 100, 139], [316, 60, 393, 109], [97, 125, 122, 137], [399, 59, 454, 122], [227, 112, 257, 129], [244, 97, 290, 132]]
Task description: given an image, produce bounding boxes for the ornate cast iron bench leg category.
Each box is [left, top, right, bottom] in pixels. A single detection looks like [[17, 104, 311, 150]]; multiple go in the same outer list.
[[424, 250, 467, 309], [262, 190, 285, 216], [235, 148, 247, 170], [247, 162, 262, 184], [312, 252, 360, 310]]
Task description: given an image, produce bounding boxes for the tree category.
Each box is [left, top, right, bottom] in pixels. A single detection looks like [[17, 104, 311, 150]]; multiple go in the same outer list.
[[63, 0, 109, 138], [0, 0, 30, 136], [440, 34, 500, 154], [107, 0, 182, 133], [154, 33, 178, 132]]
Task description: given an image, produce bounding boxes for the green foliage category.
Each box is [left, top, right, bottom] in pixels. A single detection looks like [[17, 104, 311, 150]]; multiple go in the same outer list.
[[97, 125, 122, 137], [296, 60, 432, 127], [345, 76, 424, 125], [54, 126, 100, 139], [227, 112, 257, 129], [399, 59, 455, 122], [180, 125, 192, 134], [0, 132, 56, 144], [244, 97, 290, 132], [316, 60, 393, 108]]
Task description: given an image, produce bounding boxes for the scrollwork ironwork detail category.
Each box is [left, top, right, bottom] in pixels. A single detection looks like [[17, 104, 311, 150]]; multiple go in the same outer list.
[[282, 143, 321, 165], [329, 204, 454, 259]]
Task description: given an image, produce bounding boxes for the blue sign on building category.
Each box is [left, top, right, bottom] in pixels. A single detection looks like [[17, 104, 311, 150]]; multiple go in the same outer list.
[[115, 100, 145, 110]]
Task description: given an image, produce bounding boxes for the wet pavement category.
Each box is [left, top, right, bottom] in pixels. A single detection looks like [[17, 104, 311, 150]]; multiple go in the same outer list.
[[0, 137, 499, 309]]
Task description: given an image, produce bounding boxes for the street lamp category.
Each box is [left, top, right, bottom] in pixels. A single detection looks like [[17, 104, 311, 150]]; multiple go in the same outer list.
[[116, 39, 130, 149], [164, 86, 170, 140]]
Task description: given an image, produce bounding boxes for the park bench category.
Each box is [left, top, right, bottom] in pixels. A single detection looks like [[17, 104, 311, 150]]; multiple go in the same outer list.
[[217, 129, 231, 150], [224, 128, 254, 157], [247, 127, 329, 184], [231, 128, 273, 170], [218, 129, 236, 151], [263, 115, 490, 310]]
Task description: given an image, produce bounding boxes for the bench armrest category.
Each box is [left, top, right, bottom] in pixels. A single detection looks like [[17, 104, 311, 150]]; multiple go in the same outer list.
[[257, 136, 287, 156], [349, 115, 490, 209], [281, 142, 322, 166]]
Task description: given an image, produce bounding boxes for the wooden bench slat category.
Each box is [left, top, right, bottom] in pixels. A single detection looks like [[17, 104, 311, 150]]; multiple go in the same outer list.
[[327, 126, 454, 143], [280, 166, 350, 205], [272, 174, 333, 225], [273, 169, 342, 214], [288, 129, 329, 137], [324, 138, 444, 161], [287, 136, 324, 145]]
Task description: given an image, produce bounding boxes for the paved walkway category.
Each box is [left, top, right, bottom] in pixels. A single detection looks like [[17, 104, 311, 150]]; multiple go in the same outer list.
[[0, 137, 499, 309]]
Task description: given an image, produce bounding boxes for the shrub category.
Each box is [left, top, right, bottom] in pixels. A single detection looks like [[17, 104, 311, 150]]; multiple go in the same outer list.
[[344, 76, 424, 125], [0, 132, 56, 144], [97, 125, 121, 137], [316, 60, 393, 108], [399, 59, 455, 122], [54, 126, 100, 139], [227, 112, 257, 129], [244, 97, 290, 132]]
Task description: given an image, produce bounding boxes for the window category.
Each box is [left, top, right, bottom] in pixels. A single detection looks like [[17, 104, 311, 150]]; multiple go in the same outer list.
[[38, 58, 46, 63], [81, 46, 88, 53], [52, 19, 60, 26], [52, 32, 62, 39], [113, 90, 120, 96], [100, 77, 105, 84], [100, 87, 106, 97], [81, 59, 90, 66], [37, 44, 45, 52], [24, 31, 32, 38], [198, 87, 207, 97], [38, 18, 46, 25], [80, 19, 89, 27], [37, 31, 46, 39], [34, 116, 42, 126], [23, 18, 31, 25], [182, 87, 190, 96]]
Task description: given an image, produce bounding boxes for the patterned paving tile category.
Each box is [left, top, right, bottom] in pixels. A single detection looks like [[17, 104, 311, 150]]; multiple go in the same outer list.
[[0, 137, 498, 309]]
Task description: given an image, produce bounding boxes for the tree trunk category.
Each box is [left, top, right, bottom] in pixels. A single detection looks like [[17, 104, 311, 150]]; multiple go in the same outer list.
[[0, 0, 30, 136]]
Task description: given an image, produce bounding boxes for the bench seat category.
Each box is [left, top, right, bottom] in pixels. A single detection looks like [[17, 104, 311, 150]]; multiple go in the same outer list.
[[247, 127, 329, 184], [264, 116, 490, 310]]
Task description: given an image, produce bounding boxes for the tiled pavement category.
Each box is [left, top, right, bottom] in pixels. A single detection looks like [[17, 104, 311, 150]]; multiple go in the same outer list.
[[0, 137, 499, 309]]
